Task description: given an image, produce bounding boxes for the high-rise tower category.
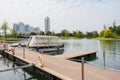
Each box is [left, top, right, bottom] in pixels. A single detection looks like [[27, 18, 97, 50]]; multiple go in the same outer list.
[[45, 17, 50, 35]]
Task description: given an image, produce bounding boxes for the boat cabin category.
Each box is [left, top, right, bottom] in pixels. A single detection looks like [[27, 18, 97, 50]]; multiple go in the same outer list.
[[26, 35, 64, 49]]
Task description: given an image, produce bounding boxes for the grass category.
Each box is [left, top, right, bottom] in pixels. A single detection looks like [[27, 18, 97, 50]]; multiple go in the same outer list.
[[93, 37, 120, 40], [59, 36, 78, 39], [0, 37, 21, 41]]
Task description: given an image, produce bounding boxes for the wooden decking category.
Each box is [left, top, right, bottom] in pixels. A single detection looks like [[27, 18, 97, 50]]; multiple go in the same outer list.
[[3, 48, 120, 80], [55, 50, 96, 59]]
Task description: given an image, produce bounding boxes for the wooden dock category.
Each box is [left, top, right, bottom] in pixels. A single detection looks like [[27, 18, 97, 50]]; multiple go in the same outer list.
[[55, 50, 96, 59], [1, 48, 120, 80]]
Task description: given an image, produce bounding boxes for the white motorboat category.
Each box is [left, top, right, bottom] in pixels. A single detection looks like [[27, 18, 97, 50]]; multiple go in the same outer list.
[[11, 43, 20, 47]]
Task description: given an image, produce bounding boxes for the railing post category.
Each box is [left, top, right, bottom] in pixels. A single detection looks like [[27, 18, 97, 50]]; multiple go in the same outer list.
[[23, 72, 26, 80], [103, 50, 106, 69], [23, 47, 25, 59], [81, 57, 84, 80]]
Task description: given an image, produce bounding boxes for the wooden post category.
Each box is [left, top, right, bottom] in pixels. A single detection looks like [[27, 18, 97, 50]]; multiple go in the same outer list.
[[103, 51, 106, 69], [23, 47, 25, 59], [81, 57, 84, 80]]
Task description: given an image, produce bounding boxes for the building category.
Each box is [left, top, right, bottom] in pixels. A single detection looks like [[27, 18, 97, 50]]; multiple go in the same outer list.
[[13, 22, 41, 34], [45, 17, 50, 35]]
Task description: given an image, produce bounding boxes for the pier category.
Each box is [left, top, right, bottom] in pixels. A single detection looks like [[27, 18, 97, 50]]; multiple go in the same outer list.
[[55, 50, 96, 59], [0, 48, 120, 80]]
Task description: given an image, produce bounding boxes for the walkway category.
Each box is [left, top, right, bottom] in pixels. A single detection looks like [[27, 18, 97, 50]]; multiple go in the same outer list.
[[4, 48, 120, 80]]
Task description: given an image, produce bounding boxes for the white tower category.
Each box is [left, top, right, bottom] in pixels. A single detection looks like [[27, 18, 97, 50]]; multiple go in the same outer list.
[[45, 17, 50, 35]]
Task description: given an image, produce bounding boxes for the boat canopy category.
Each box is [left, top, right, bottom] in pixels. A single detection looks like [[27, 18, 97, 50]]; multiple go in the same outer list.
[[26, 35, 62, 47]]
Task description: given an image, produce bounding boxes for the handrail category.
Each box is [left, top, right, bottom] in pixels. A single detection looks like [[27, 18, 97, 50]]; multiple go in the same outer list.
[[0, 63, 35, 72]]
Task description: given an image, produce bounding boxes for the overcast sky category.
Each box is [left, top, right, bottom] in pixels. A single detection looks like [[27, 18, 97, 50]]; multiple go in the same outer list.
[[0, 0, 120, 33]]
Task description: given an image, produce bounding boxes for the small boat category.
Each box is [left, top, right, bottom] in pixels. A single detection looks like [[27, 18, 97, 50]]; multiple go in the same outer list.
[[26, 35, 64, 52], [11, 43, 20, 47]]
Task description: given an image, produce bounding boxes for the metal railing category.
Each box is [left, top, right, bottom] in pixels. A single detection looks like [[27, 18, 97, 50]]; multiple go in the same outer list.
[[0, 63, 35, 72]]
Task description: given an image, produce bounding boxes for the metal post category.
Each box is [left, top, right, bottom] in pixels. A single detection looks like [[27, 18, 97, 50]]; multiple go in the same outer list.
[[103, 51, 106, 69], [24, 72, 26, 80], [81, 57, 84, 80], [33, 65, 36, 76], [23, 47, 25, 59], [57, 46, 59, 54], [12, 63, 16, 74]]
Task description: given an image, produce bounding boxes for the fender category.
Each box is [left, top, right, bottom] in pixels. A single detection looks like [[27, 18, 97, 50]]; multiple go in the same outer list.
[[37, 54, 44, 67], [11, 48, 15, 55]]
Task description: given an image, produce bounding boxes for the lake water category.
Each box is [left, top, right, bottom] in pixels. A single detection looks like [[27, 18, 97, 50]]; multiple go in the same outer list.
[[0, 39, 120, 80], [0, 56, 41, 80], [61, 39, 120, 71]]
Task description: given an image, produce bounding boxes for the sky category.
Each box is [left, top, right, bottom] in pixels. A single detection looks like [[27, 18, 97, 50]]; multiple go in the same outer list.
[[0, 0, 120, 33]]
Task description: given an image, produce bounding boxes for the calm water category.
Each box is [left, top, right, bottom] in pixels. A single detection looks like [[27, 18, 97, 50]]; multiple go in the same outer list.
[[0, 56, 41, 80], [61, 39, 120, 70], [0, 39, 120, 80]]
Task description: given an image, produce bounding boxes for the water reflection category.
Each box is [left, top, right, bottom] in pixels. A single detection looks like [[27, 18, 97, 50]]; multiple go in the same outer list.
[[100, 40, 119, 52]]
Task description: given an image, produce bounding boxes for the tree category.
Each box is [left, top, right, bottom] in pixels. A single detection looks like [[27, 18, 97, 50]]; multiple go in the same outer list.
[[104, 29, 112, 38], [116, 25, 120, 35], [92, 31, 98, 37], [73, 30, 84, 38], [30, 32, 37, 35], [50, 31, 55, 36], [86, 32, 93, 38], [39, 31, 44, 35], [99, 29, 112, 38], [112, 21, 117, 33], [86, 31, 98, 38], [9, 27, 18, 38], [61, 29, 70, 37], [56, 33, 61, 37], [46, 31, 51, 35], [1, 22, 8, 40]]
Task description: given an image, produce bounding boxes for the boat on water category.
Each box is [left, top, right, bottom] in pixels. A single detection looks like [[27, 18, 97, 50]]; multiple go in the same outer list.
[[11, 43, 20, 47], [10, 35, 64, 53], [26, 35, 64, 52]]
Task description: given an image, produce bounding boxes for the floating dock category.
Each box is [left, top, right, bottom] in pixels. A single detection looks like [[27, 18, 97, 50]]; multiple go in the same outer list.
[[55, 50, 96, 59], [0, 48, 120, 80]]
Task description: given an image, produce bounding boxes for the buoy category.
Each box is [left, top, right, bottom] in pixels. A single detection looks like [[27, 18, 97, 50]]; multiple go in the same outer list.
[[3, 40, 6, 49], [11, 47, 15, 55], [37, 54, 44, 67]]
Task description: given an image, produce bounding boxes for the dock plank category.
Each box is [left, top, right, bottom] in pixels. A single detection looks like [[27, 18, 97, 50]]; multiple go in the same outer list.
[[4, 48, 120, 80]]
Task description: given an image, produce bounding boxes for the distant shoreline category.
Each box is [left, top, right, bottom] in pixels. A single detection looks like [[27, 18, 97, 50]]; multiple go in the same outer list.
[[1, 36, 120, 41], [59, 36, 78, 39], [59, 36, 120, 40], [0, 38, 21, 43], [93, 37, 120, 40]]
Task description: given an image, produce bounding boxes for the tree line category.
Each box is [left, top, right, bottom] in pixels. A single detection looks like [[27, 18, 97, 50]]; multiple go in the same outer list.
[[0, 21, 120, 40], [99, 21, 120, 38]]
